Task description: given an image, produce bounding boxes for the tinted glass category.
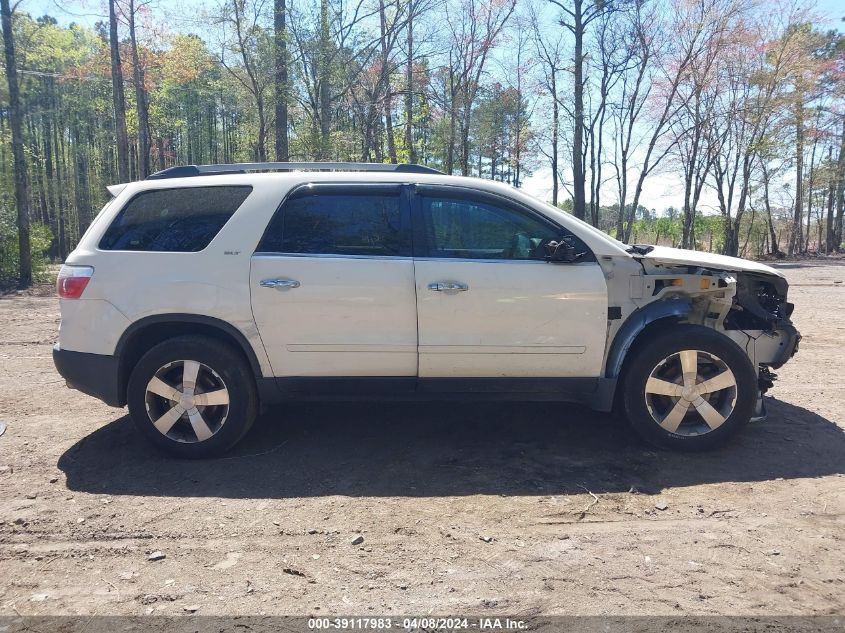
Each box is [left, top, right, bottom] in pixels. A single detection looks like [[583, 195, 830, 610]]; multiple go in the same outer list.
[[420, 196, 559, 260], [260, 192, 406, 256], [99, 186, 252, 252]]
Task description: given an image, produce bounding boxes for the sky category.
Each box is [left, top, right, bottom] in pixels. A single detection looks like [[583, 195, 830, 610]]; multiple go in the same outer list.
[[521, 0, 844, 212], [19, 0, 845, 212]]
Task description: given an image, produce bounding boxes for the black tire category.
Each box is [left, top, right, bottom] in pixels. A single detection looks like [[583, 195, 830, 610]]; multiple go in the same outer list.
[[621, 324, 757, 451], [127, 335, 258, 458]]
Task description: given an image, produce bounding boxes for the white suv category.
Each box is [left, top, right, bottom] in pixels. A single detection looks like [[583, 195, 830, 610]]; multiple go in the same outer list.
[[53, 162, 799, 457]]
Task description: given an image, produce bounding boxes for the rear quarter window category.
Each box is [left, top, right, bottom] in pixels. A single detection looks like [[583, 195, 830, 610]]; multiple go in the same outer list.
[[99, 185, 252, 252]]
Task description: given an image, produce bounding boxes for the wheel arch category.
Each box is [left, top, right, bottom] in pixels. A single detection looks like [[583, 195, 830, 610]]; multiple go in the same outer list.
[[114, 314, 266, 406], [604, 297, 693, 381]]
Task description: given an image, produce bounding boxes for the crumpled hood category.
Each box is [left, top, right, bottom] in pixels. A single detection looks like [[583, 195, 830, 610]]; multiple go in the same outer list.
[[639, 246, 785, 278]]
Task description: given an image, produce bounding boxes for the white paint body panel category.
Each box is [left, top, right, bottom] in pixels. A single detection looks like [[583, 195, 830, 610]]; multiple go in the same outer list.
[[57, 170, 790, 394], [59, 178, 285, 375], [250, 255, 418, 376], [641, 246, 784, 278], [57, 298, 131, 355], [414, 260, 609, 377]]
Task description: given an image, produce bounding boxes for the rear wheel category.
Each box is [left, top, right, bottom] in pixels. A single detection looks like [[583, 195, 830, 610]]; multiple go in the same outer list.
[[621, 325, 757, 450], [127, 336, 257, 458]]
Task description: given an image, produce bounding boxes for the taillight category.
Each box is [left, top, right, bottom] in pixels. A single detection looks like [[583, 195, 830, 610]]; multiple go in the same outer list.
[[57, 265, 94, 299]]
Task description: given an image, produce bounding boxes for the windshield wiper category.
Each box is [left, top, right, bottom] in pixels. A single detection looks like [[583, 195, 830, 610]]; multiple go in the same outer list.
[[625, 244, 655, 255]]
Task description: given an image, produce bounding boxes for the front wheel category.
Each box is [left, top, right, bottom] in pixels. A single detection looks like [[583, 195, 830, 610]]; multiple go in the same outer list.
[[127, 336, 257, 458], [621, 325, 758, 450]]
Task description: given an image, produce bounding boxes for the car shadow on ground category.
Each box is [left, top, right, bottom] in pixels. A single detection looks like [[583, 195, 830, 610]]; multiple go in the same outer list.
[[58, 398, 844, 499]]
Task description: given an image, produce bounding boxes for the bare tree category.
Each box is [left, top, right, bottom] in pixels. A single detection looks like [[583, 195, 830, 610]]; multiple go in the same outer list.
[[274, 0, 289, 160], [832, 116, 845, 250], [124, 0, 153, 177], [289, 0, 387, 158], [217, 0, 272, 161], [404, 0, 416, 162], [529, 4, 565, 206], [377, 0, 410, 163], [710, 11, 815, 256], [108, 0, 130, 182], [546, 0, 624, 220], [584, 9, 627, 226], [668, 2, 726, 249], [444, 0, 516, 176], [616, 0, 739, 243]]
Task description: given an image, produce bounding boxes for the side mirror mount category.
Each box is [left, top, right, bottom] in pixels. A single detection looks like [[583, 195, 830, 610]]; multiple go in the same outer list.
[[544, 237, 582, 263]]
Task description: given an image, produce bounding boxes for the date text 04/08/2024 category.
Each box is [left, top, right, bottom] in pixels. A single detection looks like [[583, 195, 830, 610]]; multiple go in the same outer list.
[[307, 617, 527, 631]]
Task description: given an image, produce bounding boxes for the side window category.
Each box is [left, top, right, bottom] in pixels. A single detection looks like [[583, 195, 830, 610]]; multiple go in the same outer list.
[[99, 186, 252, 252], [259, 191, 408, 257], [419, 195, 560, 260]]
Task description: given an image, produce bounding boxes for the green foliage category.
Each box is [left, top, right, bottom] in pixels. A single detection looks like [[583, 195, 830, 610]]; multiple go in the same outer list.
[[0, 0, 841, 278], [0, 218, 54, 288]]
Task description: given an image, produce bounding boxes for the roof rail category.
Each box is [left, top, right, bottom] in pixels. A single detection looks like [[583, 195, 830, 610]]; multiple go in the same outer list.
[[146, 162, 444, 180]]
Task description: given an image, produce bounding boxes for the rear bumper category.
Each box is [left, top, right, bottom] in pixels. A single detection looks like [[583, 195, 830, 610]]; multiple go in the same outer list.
[[53, 345, 124, 407]]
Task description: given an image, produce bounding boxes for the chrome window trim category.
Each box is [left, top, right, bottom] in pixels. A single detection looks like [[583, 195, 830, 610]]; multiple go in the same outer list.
[[252, 252, 413, 261], [414, 257, 600, 265], [252, 252, 600, 265]]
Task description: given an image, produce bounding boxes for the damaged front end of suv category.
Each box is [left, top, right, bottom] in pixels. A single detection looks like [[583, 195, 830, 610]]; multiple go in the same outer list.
[[609, 249, 801, 419], [723, 272, 800, 373]]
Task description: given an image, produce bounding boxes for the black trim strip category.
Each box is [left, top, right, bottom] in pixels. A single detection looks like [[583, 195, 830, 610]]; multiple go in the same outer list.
[[114, 314, 267, 379]]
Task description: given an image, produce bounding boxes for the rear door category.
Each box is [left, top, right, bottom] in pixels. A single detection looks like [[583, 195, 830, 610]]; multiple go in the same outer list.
[[412, 185, 608, 381], [250, 184, 418, 382]]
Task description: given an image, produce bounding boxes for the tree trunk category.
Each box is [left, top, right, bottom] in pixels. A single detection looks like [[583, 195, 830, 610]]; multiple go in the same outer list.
[[108, 0, 130, 182], [256, 94, 267, 161], [446, 72, 456, 174], [318, 0, 331, 159], [1, 0, 31, 286], [551, 73, 559, 207], [54, 108, 67, 260], [789, 98, 804, 255], [762, 163, 781, 256], [274, 0, 289, 161], [378, 0, 397, 163], [832, 117, 845, 251], [42, 109, 57, 243], [825, 174, 834, 254], [128, 0, 151, 178], [404, 0, 415, 164], [73, 124, 92, 234], [571, 0, 586, 220], [459, 113, 470, 176], [28, 116, 48, 226], [805, 134, 819, 253]]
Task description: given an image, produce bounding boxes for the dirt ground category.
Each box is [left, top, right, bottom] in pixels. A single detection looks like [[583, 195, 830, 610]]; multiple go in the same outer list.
[[0, 261, 843, 617]]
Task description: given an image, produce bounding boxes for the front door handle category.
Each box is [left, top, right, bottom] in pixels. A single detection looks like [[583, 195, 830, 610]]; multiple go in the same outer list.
[[260, 278, 301, 289], [427, 281, 468, 292]]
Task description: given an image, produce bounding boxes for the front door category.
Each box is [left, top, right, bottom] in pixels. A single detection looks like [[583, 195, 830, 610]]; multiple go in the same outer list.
[[412, 186, 608, 381], [250, 184, 417, 381]]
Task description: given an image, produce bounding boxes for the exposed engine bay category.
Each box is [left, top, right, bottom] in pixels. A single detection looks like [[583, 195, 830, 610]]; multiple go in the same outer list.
[[628, 259, 800, 398]]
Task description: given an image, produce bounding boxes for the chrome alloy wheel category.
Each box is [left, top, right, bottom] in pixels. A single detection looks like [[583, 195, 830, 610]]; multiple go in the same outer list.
[[644, 350, 738, 436], [144, 360, 230, 443]]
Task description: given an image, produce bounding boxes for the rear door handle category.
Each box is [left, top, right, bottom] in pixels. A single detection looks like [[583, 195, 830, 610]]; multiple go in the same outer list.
[[260, 278, 301, 289], [427, 281, 468, 292]]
